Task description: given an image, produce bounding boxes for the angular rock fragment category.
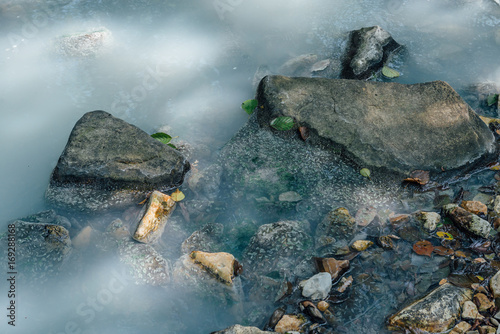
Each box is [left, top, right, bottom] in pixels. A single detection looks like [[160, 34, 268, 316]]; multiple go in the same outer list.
[[443, 204, 492, 238], [119, 240, 170, 286], [461, 200, 488, 216], [351, 239, 373, 251], [387, 283, 472, 332], [301, 272, 332, 300], [414, 211, 441, 232], [449, 321, 471, 334], [190, 251, 241, 285], [46, 110, 190, 211], [133, 190, 176, 243], [315, 208, 356, 256], [274, 314, 306, 333], [314, 257, 350, 281], [489, 270, 500, 298], [462, 300, 484, 320], [341, 26, 404, 79], [243, 220, 312, 279], [211, 325, 277, 334]]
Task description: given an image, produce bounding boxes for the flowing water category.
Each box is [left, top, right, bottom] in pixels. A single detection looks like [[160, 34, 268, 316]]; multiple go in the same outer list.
[[1, 1, 500, 333]]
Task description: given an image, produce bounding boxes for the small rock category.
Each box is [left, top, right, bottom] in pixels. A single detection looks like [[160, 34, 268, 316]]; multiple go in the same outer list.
[[311, 59, 331, 73], [481, 326, 496, 334], [462, 300, 484, 320], [274, 314, 306, 333], [72, 226, 93, 249], [211, 324, 276, 334], [378, 235, 395, 249], [351, 240, 373, 251], [278, 54, 318, 77], [355, 206, 378, 227], [389, 214, 411, 228], [472, 193, 492, 206], [301, 272, 332, 300], [119, 240, 170, 286], [315, 208, 356, 256], [181, 223, 224, 254], [314, 257, 350, 281], [474, 292, 494, 311], [133, 190, 176, 243], [54, 28, 113, 57], [278, 191, 302, 202], [317, 301, 329, 312], [414, 211, 441, 232], [190, 251, 241, 285], [443, 204, 492, 238], [461, 201, 488, 216], [341, 26, 404, 80], [449, 321, 471, 334], [404, 170, 430, 185], [107, 218, 130, 239], [337, 275, 353, 293], [490, 270, 500, 298], [493, 196, 500, 215]]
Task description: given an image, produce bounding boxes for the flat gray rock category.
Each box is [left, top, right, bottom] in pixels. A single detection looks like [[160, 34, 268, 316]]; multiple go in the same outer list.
[[46, 110, 190, 211], [256, 76, 495, 174]]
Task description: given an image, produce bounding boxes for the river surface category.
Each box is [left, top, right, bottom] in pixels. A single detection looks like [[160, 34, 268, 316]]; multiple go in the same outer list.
[[1, 1, 500, 333]]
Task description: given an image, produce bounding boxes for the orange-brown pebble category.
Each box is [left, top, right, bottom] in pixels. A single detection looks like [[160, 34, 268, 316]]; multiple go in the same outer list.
[[317, 301, 329, 312], [460, 200, 488, 216]]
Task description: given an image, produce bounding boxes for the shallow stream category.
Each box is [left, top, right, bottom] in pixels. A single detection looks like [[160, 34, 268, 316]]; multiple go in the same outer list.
[[1, 1, 500, 333]]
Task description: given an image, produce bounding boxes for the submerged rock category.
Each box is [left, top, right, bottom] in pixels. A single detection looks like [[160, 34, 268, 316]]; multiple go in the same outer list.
[[387, 283, 472, 332], [256, 76, 494, 174], [243, 220, 313, 279], [133, 190, 176, 243], [211, 324, 276, 334], [54, 28, 113, 57], [341, 26, 404, 79], [118, 240, 170, 286], [301, 272, 332, 300], [414, 211, 441, 232], [443, 204, 492, 238], [46, 111, 190, 211], [1, 221, 71, 281], [181, 223, 224, 254], [315, 208, 356, 256]]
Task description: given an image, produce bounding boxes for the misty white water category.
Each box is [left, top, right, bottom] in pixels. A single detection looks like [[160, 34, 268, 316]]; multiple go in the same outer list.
[[1, 0, 500, 333]]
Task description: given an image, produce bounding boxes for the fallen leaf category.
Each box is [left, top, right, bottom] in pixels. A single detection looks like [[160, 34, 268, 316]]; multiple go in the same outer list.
[[439, 278, 448, 285], [433, 246, 454, 256], [241, 99, 258, 115], [413, 240, 434, 257], [404, 170, 430, 185], [436, 231, 454, 240], [298, 126, 309, 141], [171, 189, 185, 202], [454, 250, 467, 258], [360, 168, 371, 179], [381, 66, 400, 78], [270, 116, 294, 131]]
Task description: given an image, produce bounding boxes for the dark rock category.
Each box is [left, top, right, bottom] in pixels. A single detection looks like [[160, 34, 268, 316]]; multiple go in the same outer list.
[[46, 110, 190, 211], [341, 26, 404, 80], [256, 75, 495, 174], [243, 220, 313, 279], [315, 208, 356, 256]]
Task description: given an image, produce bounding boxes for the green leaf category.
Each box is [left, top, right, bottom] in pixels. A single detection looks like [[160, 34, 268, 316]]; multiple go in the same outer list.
[[360, 168, 371, 178], [270, 116, 294, 131], [487, 94, 499, 107], [382, 66, 400, 78], [151, 132, 172, 145], [241, 99, 258, 115], [168, 143, 177, 149]]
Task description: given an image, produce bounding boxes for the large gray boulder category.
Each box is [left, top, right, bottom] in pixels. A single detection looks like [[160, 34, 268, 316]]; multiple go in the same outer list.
[[256, 75, 495, 174], [46, 110, 190, 211]]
